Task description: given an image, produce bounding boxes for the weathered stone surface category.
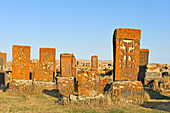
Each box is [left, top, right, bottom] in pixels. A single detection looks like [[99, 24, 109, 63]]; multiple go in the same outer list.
[[77, 71, 100, 97], [144, 64, 164, 85], [10, 79, 32, 87], [69, 94, 78, 102], [91, 56, 98, 71], [139, 49, 149, 66], [56, 77, 75, 96], [138, 49, 149, 84], [33, 81, 56, 90], [147, 64, 160, 72], [33, 48, 56, 82], [9, 79, 56, 95], [40, 48, 56, 71], [138, 65, 147, 84], [100, 78, 108, 93], [108, 81, 143, 103], [31, 59, 38, 72], [72, 57, 76, 77], [113, 28, 141, 81], [34, 62, 54, 82], [0, 52, 7, 66], [60, 53, 75, 77], [12, 45, 30, 80], [145, 72, 162, 79]]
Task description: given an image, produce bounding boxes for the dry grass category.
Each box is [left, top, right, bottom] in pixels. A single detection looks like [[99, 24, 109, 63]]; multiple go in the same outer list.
[[0, 90, 169, 113]]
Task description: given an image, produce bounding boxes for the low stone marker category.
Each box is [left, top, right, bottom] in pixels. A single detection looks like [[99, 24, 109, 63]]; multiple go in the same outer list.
[[56, 77, 75, 96], [77, 71, 100, 97]]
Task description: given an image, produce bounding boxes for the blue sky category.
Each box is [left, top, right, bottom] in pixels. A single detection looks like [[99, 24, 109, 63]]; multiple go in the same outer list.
[[0, 0, 170, 64]]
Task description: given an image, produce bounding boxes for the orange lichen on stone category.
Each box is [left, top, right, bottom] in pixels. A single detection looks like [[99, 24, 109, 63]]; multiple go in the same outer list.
[[31, 62, 38, 72], [40, 48, 56, 71], [139, 49, 149, 65], [100, 79, 108, 93], [113, 28, 141, 81], [72, 57, 76, 77], [0, 52, 7, 66], [110, 81, 143, 103], [34, 48, 56, 82], [56, 77, 75, 96], [140, 49, 149, 52], [77, 71, 100, 97], [60, 53, 76, 77], [91, 55, 98, 71], [33, 81, 56, 90], [146, 64, 161, 72], [12, 45, 31, 80], [34, 62, 54, 81]]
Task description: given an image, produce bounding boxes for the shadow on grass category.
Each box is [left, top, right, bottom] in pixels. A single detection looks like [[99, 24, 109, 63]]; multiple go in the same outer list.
[[144, 88, 170, 100], [141, 102, 170, 112], [0, 83, 9, 92], [42, 89, 64, 104], [141, 87, 170, 112]]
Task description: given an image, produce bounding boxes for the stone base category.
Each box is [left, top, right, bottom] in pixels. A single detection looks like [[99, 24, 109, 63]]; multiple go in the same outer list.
[[33, 81, 56, 90], [10, 79, 32, 86], [8, 79, 56, 95], [8, 79, 33, 96], [107, 81, 143, 103], [56, 77, 75, 96]]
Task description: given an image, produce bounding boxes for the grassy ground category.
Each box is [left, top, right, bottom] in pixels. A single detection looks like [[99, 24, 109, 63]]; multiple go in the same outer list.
[[0, 90, 169, 113]]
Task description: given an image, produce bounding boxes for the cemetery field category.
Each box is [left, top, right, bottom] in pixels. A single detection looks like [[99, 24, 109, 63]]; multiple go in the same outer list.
[[0, 91, 169, 113]]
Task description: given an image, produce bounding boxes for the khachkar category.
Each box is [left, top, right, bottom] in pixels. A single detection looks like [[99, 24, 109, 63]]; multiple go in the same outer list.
[[138, 49, 149, 84], [0, 51, 7, 86], [10, 45, 32, 90], [139, 49, 149, 66], [12, 45, 31, 80], [60, 53, 76, 77], [34, 48, 56, 82], [57, 53, 76, 96], [113, 28, 141, 81], [111, 29, 143, 103], [0, 51, 7, 67], [91, 55, 98, 71]]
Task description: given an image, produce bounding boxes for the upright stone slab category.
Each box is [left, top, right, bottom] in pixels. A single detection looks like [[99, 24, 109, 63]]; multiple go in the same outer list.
[[40, 48, 56, 71], [91, 55, 98, 71], [60, 53, 75, 77], [12, 45, 30, 79], [34, 48, 56, 82], [0, 52, 7, 68], [138, 49, 149, 84], [113, 28, 141, 81], [0, 71, 8, 87], [72, 57, 76, 77], [139, 49, 149, 66]]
